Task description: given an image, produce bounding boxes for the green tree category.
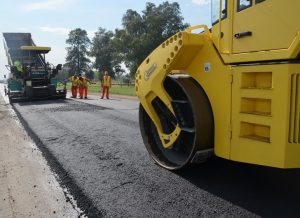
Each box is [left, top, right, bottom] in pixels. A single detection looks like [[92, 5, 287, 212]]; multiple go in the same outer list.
[[90, 28, 115, 78], [113, 64, 125, 80], [112, 1, 189, 76], [85, 69, 95, 80], [65, 28, 91, 76], [94, 71, 103, 81]]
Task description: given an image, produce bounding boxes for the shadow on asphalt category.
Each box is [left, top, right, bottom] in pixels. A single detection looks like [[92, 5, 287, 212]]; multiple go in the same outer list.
[[99, 98, 121, 101], [16, 99, 70, 106], [177, 157, 300, 217]]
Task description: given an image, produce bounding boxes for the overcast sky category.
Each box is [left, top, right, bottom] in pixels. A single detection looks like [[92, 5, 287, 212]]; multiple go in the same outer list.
[[0, 0, 211, 78]]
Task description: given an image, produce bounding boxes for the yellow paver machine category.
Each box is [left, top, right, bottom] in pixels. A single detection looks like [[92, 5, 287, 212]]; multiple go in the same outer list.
[[3, 33, 66, 103], [136, 0, 300, 170]]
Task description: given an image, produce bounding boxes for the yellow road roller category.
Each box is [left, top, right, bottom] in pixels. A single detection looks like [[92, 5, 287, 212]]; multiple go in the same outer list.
[[136, 0, 300, 170]]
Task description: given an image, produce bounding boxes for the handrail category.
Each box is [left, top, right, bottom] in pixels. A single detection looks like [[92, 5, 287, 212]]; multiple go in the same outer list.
[[218, 0, 223, 51], [185, 25, 212, 40]]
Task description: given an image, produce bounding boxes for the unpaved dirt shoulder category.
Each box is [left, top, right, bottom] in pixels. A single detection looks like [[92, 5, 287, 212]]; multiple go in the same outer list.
[[0, 95, 82, 218]]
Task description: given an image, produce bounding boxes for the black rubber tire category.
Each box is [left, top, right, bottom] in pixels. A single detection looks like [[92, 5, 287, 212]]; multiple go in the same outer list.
[[8, 96, 16, 104], [139, 75, 214, 170]]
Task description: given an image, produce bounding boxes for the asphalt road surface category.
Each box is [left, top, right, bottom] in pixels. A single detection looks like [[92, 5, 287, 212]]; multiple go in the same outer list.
[[7, 93, 300, 217]]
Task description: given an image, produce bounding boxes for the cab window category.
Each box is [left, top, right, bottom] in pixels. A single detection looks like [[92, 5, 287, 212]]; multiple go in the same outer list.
[[212, 0, 227, 25], [237, 0, 252, 12]]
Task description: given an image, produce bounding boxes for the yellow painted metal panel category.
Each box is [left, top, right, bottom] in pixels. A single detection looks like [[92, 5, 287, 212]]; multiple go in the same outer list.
[[231, 64, 300, 168], [20, 46, 51, 53], [232, 1, 300, 53], [285, 64, 300, 168], [211, 17, 232, 54], [240, 98, 271, 116], [186, 39, 232, 159], [211, 0, 300, 63]]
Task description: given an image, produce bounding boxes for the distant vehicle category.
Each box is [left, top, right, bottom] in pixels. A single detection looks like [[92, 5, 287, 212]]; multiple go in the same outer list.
[[136, 0, 300, 170], [3, 33, 66, 103]]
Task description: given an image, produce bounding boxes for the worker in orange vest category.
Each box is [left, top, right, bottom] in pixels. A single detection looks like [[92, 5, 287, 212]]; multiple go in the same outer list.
[[101, 71, 112, 99], [68, 75, 79, 98], [78, 74, 92, 99]]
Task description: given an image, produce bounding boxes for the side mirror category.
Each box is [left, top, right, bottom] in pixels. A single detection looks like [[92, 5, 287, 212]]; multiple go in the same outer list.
[[56, 64, 62, 71]]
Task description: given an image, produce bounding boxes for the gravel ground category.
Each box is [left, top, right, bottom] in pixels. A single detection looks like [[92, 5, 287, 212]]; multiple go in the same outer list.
[[0, 93, 81, 217], [7, 92, 300, 218]]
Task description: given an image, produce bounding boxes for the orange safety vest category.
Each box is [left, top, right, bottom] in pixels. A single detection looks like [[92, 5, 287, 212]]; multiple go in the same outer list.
[[69, 76, 78, 86], [77, 77, 84, 86], [82, 77, 91, 87], [102, 75, 111, 87]]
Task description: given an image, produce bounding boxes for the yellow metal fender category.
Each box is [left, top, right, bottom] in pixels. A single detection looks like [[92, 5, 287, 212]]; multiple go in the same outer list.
[[135, 25, 211, 149]]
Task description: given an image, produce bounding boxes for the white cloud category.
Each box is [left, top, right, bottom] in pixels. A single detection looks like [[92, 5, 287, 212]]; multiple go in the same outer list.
[[192, 0, 210, 6], [87, 30, 96, 39], [40, 26, 70, 35], [22, 0, 72, 12], [40, 27, 96, 39], [46, 46, 67, 65], [18, 27, 30, 32]]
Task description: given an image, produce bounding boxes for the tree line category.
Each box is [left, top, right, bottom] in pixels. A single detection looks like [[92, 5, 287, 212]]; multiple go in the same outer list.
[[63, 1, 189, 80]]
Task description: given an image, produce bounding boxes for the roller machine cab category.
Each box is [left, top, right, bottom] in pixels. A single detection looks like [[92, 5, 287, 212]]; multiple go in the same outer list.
[[136, 0, 300, 170]]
